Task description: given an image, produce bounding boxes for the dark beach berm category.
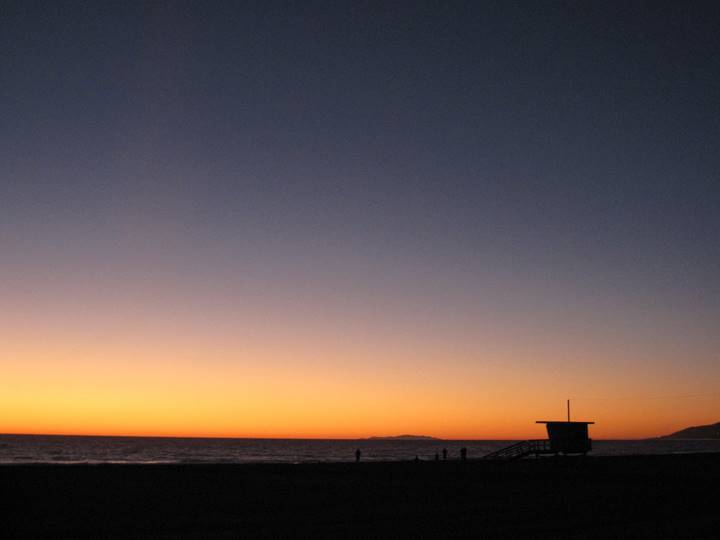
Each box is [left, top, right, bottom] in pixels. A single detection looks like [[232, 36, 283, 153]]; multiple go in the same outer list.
[[3, 453, 720, 539]]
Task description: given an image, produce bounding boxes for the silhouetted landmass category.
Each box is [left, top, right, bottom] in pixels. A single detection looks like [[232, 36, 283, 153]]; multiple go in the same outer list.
[[4, 454, 720, 538], [660, 421, 720, 439], [365, 434, 439, 441]]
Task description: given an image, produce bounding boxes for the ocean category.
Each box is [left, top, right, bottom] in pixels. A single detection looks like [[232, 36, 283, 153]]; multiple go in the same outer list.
[[2, 434, 719, 464]]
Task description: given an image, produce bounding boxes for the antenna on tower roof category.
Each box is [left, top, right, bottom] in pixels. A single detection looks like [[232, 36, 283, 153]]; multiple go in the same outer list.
[[567, 399, 570, 422]]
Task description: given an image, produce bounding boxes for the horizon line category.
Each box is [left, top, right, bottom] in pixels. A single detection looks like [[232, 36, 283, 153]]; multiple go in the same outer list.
[[0, 431, 657, 441]]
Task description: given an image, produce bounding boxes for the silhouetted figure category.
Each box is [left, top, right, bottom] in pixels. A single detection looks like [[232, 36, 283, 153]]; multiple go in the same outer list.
[[442, 448, 448, 460], [460, 447, 467, 461], [414, 455, 420, 462], [434, 452, 440, 461], [355, 448, 361, 462]]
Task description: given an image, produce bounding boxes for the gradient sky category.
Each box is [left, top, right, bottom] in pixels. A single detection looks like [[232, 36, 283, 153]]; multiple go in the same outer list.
[[2, 1, 719, 439]]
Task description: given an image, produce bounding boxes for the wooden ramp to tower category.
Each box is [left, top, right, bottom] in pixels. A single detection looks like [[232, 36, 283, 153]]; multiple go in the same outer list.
[[484, 421, 594, 461]]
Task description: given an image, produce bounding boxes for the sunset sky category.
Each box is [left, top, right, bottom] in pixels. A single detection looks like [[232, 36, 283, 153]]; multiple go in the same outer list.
[[2, 1, 719, 439]]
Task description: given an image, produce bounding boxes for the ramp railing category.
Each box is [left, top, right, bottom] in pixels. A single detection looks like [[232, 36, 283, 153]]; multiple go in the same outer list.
[[483, 439, 552, 461]]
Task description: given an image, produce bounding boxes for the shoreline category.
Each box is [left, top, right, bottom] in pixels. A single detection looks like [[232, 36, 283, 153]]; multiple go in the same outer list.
[[2, 448, 720, 466]]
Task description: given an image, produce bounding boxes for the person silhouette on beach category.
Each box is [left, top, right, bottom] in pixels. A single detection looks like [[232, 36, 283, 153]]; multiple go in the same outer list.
[[434, 453, 440, 461], [460, 447, 467, 461], [355, 448, 361, 462], [442, 448, 448, 460]]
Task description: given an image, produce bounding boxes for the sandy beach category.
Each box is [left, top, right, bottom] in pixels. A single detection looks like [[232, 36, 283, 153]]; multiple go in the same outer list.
[[3, 453, 720, 539]]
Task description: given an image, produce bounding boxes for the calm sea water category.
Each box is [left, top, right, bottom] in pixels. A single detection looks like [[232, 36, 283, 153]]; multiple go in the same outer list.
[[1, 435, 720, 464]]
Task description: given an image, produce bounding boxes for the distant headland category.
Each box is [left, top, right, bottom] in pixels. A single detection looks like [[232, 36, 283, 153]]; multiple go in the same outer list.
[[659, 421, 720, 439], [363, 435, 440, 441]]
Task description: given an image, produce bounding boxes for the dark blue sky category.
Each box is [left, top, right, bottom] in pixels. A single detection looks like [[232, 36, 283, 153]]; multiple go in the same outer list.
[[4, 2, 718, 256], [2, 1, 720, 433]]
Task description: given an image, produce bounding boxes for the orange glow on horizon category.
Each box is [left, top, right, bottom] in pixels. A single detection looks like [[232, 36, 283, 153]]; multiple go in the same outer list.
[[3, 331, 718, 440], [3, 261, 718, 442]]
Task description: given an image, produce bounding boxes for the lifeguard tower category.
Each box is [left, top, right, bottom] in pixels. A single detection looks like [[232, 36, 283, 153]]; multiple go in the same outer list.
[[484, 401, 594, 460], [535, 420, 594, 455]]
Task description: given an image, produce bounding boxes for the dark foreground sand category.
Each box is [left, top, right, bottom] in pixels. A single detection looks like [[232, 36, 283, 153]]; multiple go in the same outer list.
[[3, 453, 720, 539]]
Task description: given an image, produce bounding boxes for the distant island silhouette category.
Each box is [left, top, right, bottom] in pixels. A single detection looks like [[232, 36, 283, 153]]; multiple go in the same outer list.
[[364, 435, 440, 441], [660, 421, 720, 439]]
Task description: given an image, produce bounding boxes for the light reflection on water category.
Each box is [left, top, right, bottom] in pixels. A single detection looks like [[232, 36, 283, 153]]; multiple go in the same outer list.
[[1, 435, 719, 464]]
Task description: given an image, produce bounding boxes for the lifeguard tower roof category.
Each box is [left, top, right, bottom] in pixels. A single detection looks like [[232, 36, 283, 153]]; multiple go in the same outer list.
[[536, 421, 595, 425]]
